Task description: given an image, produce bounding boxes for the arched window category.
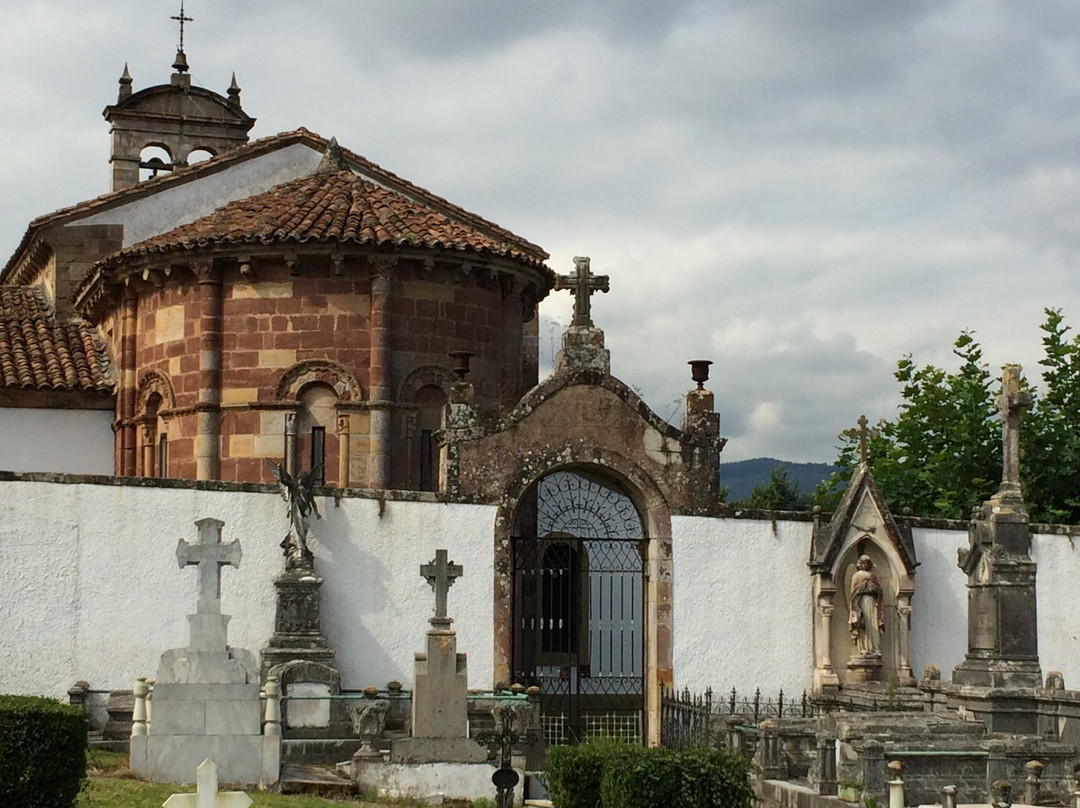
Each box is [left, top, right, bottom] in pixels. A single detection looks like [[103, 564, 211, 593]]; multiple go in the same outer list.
[[296, 383, 337, 485], [186, 147, 215, 165], [414, 384, 446, 491], [136, 370, 175, 478]]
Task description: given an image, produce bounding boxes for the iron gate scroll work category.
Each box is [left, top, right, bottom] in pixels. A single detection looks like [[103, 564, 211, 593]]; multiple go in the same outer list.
[[512, 470, 646, 745]]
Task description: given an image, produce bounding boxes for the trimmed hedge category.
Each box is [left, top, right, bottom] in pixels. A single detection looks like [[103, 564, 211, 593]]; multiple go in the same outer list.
[[545, 741, 627, 808], [602, 745, 754, 808], [546, 742, 753, 808], [0, 695, 87, 808]]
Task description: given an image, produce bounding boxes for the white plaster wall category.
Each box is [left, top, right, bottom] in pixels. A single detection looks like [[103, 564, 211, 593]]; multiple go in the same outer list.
[[671, 516, 815, 696], [908, 527, 969, 676], [0, 479, 495, 699], [1033, 533, 1080, 686], [0, 409, 114, 474], [76, 143, 323, 246]]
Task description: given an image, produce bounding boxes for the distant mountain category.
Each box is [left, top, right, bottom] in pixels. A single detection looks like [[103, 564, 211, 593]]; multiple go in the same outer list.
[[719, 457, 838, 502]]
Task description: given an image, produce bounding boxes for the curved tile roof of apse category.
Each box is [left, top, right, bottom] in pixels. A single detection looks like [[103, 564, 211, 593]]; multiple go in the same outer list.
[[97, 167, 548, 270], [4, 128, 548, 282], [0, 287, 112, 391]]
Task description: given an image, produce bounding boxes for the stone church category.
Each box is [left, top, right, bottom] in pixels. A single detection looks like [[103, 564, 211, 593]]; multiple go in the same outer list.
[[3, 43, 1080, 761]]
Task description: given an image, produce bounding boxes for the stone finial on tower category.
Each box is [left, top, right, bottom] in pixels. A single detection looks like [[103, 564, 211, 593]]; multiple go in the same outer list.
[[228, 72, 242, 107], [118, 63, 133, 101]]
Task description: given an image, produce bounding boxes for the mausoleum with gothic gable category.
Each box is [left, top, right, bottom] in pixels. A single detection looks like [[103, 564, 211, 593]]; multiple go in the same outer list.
[[0, 52, 552, 488]]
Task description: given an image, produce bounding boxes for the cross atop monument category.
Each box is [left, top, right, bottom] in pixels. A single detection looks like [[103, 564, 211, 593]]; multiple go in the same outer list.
[[996, 364, 1030, 498], [176, 518, 242, 615], [420, 549, 462, 626], [843, 414, 878, 466], [554, 256, 609, 328], [172, 1, 194, 55]]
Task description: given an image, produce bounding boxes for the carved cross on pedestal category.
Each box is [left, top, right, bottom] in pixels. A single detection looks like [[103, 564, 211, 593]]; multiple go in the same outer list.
[[997, 364, 1030, 496], [554, 256, 609, 328], [421, 549, 462, 626], [843, 414, 879, 466], [176, 518, 242, 615]]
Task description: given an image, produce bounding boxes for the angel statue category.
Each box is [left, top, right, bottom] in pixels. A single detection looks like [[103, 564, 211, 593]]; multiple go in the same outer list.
[[267, 459, 322, 571]]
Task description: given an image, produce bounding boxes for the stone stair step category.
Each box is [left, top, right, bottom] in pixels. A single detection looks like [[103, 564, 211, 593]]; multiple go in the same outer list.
[[279, 762, 356, 798]]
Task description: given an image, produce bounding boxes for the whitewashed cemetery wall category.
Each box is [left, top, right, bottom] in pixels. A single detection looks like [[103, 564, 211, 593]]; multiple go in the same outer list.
[[0, 477, 495, 699], [3, 476, 1080, 705], [671, 516, 1080, 698]]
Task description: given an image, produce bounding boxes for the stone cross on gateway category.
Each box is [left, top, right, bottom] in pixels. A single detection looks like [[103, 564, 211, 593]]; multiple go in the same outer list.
[[176, 518, 242, 615], [996, 363, 1031, 500], [554, 256, 609, 328], [420, 549, 462, 627], [163, 758, 252, 807]]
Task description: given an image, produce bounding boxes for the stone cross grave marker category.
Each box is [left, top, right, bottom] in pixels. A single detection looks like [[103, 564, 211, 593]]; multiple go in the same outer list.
[[176, 518, 241, 615], [997, 364, 1030, 496], [162, 758, 252, 807], [421, 549, 462, 627], [554, 255, 609, 328]]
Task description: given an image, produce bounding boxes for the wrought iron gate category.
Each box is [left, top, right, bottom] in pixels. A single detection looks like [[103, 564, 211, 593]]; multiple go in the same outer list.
[[511, 470, 646, 745]]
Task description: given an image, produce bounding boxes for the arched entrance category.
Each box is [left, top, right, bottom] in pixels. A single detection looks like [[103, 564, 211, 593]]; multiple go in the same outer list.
[[511, 468, 646, 744]]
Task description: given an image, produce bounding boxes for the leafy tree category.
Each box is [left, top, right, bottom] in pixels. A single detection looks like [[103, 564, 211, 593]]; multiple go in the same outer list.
[[816, 309, 1080, 524], [735, 465, 811, 511]]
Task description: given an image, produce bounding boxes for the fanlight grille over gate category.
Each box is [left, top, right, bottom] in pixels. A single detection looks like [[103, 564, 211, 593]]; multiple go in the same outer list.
[[512, 469, 645, 745]]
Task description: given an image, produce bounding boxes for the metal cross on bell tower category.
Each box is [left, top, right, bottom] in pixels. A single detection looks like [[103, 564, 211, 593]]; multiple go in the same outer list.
[[171, 1, 193, 73]]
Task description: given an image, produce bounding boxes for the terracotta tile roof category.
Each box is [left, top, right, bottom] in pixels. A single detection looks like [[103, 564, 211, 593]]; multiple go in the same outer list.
[[98, 166, 547, 269], [0, 287, 113, 391], [5, 128, 547, 284]]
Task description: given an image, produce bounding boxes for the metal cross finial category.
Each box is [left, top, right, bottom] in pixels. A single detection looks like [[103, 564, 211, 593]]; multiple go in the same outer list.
[[554, 256, 609, 328], [175, 518, 241, 615], [843, 414, 877, 466], [172, 1, 193, 53], [420, 549, 463, 625]]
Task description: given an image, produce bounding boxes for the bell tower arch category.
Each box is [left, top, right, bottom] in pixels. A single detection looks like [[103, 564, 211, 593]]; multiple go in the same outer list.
[[103, 54, 255, 191]]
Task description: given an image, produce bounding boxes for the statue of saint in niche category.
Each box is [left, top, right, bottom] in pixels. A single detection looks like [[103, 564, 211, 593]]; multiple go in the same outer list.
[[848, 554, 885, 656]]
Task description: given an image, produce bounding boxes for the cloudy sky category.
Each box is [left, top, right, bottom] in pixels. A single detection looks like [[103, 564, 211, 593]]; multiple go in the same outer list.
[[1, 1, 1077, 463]]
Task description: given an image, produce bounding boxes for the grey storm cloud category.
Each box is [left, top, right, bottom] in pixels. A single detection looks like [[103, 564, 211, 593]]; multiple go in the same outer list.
[[2, 0, 1078, 462]]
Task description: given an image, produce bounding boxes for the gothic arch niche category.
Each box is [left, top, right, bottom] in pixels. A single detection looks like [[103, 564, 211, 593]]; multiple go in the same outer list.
[[511, 467, 647, 745], [830, 537, 903, 684], [810, 465, 917, 691]]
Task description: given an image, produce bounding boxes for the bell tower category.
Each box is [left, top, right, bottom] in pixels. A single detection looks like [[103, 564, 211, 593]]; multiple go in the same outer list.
[[102, 4, 255, 191]]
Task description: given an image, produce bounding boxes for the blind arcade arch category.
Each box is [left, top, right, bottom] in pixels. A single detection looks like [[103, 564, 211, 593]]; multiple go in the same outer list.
[[511, 469, 646, 744]]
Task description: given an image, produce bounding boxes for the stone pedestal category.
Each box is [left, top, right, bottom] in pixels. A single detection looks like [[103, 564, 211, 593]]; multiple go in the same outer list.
[[129, 518, 279, 787], [554, 326, 610, 375], [953, 500, 1042, 692], [391, 624, 486, 764], [847, 654, 884, 683], [261, 569, 350, 738]]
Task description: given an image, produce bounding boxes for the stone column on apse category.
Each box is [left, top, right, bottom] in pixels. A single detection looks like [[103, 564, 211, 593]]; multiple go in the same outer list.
[[194, 259, 223, 480], [367, 256, 396, 489]]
